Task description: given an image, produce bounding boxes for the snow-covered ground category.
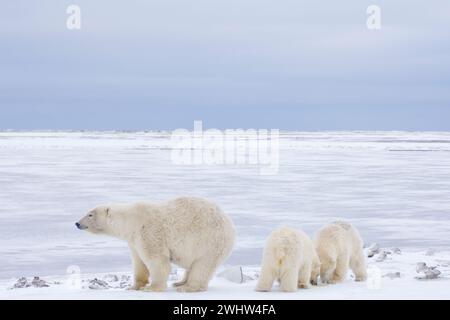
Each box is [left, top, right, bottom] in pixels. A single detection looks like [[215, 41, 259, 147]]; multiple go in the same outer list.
[[0, 131, 449, 299], [1, 248, 449, 300]]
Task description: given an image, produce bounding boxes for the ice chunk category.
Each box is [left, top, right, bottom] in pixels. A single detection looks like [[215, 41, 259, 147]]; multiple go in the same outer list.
[[217, 266, 254, 284], [416, 262, 428, 273], [88, 278, 110, 290], [367, 243, 380, 258], [424, 268, 441, 280], [11, 277, 31, 289], [103, 274, 119, 283], [376, 251, 388, 262], [10, 277, 49, 289], [31, 277, 49, 288], [120, 275, 131, 283], [119, 275, 131, 289], [415, 263, 441, 280], [383, 272, 401, 280]]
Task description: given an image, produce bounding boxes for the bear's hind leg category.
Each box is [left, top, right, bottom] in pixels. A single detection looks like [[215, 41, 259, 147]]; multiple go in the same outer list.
[[310, 258, 320, 286], [298, 263, 312, 289], [256, 264, 276, 292], [350, 250, 367, 282], [142, 256, 171, 292], [129, 247, 150, 290], [177, 257, 218, 293], [319, 257, 336, 284], [330, 254, 349, 284], [279, 268, 299, 292]]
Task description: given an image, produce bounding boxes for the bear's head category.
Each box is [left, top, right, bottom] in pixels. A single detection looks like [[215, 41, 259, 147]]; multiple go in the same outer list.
[[76, 206, 111, 234]]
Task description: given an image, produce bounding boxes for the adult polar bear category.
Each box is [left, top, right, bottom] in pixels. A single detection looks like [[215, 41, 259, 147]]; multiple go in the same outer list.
[[76, 197, 235, 292]]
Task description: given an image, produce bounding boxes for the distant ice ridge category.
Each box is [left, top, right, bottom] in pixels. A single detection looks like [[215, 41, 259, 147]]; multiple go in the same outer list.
[[1, 131, 450, 151]]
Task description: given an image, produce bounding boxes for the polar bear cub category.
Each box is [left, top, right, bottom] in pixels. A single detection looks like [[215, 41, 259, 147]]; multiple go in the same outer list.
[[76, 197, 235, 293], [314, 221, 367, 284], [256, 227, 320, 292]]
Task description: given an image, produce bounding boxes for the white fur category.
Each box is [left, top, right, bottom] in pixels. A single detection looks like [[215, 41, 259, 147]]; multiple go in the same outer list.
[[77, 197, 235, 292], [256, 227, 320, 292], [314, 221, 367, 284]]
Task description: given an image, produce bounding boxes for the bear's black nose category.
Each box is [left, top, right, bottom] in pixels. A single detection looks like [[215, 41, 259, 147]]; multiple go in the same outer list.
[[75, 222, 81, 229]]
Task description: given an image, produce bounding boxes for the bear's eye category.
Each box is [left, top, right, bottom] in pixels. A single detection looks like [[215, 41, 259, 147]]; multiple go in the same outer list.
[[88, 214, 93, 218]]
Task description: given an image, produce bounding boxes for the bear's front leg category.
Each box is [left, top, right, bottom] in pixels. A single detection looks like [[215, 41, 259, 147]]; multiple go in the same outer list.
[[142, 256, 171, 292], [350, 251, 368, 282], [129, 247, 150, 290]]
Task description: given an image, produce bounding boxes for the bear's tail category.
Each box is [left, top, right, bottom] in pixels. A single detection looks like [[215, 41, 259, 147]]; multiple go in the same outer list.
[[276, 248, 286, 267]]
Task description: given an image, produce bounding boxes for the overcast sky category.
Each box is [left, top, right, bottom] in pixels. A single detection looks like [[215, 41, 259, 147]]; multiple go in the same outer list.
[[1, 0, 450, 130]]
